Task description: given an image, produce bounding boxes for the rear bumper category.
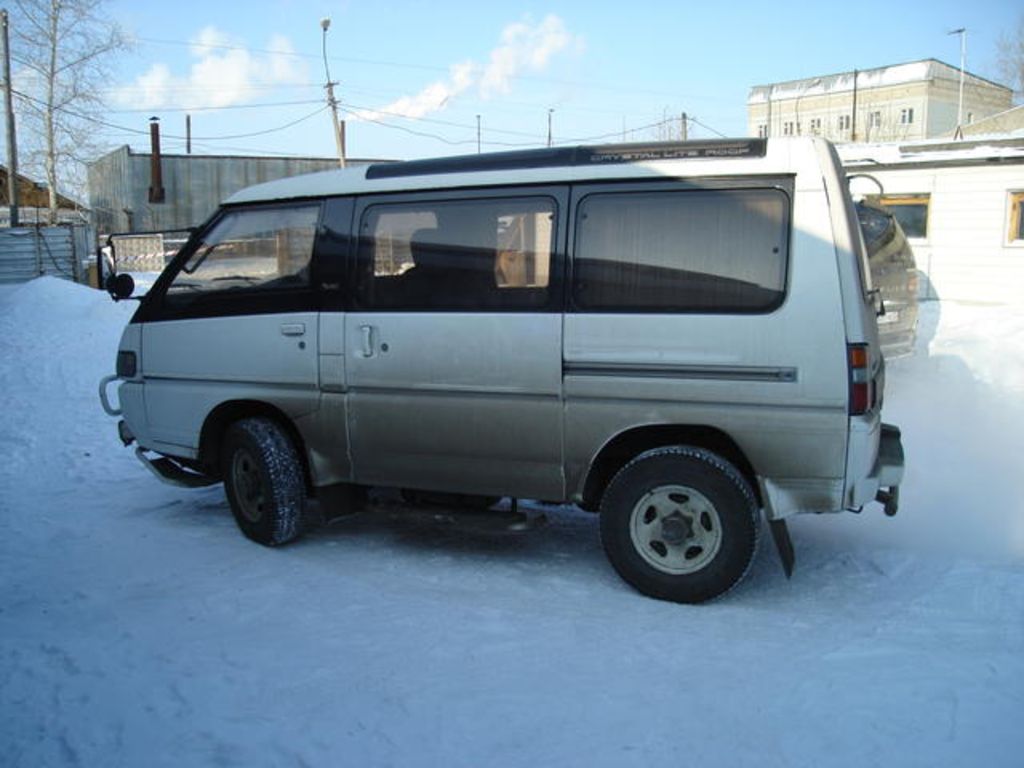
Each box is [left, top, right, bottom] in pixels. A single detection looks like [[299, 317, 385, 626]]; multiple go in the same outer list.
[[872, 423, 904, 516], [875, 423, 905, 488]]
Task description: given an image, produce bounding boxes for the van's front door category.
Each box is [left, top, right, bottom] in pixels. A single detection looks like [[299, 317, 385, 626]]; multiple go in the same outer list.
[[345, 188, 567, 500], [136, 203, 324, 458]]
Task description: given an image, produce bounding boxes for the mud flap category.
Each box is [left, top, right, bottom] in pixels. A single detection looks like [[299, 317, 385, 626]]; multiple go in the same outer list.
[[768, 518, 795, 579]]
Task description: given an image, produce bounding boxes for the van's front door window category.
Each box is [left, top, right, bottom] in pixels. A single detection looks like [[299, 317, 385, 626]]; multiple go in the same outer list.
[[167, 205, 319, 300]]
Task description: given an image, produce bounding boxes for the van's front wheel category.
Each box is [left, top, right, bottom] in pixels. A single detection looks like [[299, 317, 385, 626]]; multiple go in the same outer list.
[[222, 417, 306, 546], [599, 447, 759, 604]]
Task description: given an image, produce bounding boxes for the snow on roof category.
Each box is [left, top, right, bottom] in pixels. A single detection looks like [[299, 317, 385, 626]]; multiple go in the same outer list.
[[748, 59, 1010, 104], [838, 135, 1024, 167]]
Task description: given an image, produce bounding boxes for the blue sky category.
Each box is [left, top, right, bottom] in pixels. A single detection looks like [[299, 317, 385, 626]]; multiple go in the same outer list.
[[86, 0, 1023, 161]]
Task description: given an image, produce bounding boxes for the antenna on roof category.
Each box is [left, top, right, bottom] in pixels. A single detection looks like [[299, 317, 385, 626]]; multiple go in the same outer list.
[[948, 28, 967, 140]]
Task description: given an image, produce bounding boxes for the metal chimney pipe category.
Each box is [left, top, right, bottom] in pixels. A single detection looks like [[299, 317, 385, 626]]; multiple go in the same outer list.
[[148, 117, 165, 204]]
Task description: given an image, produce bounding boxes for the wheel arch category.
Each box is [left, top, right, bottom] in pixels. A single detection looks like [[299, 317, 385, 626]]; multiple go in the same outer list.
[[579, 424, 761, 512], [198, 400, 312, 490]]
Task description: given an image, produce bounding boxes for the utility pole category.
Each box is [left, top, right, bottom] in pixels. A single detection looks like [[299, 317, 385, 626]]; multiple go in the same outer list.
[[949, 28, 966, 138], [2, 9, 19, 227], [320, 18, 346, 168], [476, 114, 481, 154], [851, 69, 859, 142], [547, 108, 553, 147], [185, 114, 192, 154], [680, 112, 688, 141]]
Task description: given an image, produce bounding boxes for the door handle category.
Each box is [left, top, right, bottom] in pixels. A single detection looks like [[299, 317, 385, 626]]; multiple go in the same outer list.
[[359, 324, 376, 358], [280, 323, 306, 337]]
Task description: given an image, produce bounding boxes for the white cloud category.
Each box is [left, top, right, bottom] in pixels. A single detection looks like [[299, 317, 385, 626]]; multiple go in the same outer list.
[[114, 27, 308, 110], [479, 14, 575, 98], [358, 61, 477, 122], [357, 14, 582, 122]]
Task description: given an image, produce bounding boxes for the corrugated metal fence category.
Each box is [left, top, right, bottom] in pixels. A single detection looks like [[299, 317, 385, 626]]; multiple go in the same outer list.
[[0, 225, 94, 285]]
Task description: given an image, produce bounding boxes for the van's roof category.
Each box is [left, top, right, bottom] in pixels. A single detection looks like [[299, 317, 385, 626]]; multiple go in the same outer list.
[[226, 138, 823, 204]]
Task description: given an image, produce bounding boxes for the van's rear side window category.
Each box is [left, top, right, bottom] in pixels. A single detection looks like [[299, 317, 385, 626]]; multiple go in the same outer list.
[[572, 188, 789, 313]]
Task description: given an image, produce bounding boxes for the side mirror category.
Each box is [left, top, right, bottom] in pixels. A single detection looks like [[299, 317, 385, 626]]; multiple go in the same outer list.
[[108, 272, 135, 301]]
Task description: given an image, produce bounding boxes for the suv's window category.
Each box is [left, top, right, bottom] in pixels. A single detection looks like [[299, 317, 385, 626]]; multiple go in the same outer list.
[[573, 188, 788, 313], [357, 197, 555, 310], [165, 205, 319, 302]]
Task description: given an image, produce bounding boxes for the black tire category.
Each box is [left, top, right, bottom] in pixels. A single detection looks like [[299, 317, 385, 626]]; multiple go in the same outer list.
[[599, 447, 759, 604], [221, 417, 306, 546]]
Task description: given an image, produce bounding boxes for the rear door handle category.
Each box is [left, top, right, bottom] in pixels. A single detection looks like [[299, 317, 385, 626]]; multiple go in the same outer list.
[[359, 324, 376, 358], [280, 323, 306, 337]]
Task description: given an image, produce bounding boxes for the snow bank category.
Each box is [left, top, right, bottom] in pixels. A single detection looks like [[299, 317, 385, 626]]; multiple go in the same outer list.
[[1, 279, 1022, 767]]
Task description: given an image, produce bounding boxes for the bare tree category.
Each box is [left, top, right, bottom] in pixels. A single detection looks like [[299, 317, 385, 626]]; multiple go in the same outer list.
[[997, 13, 1024, 103], [10, 0, 126, 222]]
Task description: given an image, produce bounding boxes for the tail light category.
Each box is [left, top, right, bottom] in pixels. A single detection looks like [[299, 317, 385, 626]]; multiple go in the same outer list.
[[848, 344, 872, 415]]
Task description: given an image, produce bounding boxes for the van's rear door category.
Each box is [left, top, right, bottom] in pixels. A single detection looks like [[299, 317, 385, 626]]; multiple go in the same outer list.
[[344, 186, 568, 500]]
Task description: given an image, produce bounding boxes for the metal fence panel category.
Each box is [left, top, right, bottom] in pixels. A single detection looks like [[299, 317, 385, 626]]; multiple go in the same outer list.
[[0, 225, 92, 284]]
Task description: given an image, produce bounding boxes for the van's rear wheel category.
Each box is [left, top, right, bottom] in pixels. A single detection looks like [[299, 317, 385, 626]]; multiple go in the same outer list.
[[599, 447, 759, 604], [222, 417, 306, 546]]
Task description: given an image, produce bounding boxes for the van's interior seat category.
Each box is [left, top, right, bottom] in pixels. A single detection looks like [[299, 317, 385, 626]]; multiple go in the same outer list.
[[402, 229, 496, 309]]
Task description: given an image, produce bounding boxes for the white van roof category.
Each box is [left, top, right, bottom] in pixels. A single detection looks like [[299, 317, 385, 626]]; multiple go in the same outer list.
[[225, 138, 824, 205]]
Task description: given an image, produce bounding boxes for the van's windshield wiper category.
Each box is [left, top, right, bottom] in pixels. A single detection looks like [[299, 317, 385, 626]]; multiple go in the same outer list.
[[211, 275, 261, 284]]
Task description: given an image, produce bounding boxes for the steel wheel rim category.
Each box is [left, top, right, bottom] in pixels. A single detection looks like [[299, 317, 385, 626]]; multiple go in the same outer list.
[[231, 448, 266, 523], [629, 484, 722, 575]]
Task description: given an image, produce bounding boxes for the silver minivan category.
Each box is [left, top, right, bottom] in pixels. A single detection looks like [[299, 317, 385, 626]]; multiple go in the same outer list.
[[99, 138, 904, 603]]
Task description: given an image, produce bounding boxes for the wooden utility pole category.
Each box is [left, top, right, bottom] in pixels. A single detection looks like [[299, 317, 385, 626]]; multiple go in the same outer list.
[[2, 9, 19, 226], [321, 18, 346, 168], [325, 80, 346, 167]]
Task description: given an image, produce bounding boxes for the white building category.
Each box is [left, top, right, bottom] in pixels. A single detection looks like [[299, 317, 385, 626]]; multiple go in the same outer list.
[[749, 60, 1012, 143], [841, 136, 1024, 304]]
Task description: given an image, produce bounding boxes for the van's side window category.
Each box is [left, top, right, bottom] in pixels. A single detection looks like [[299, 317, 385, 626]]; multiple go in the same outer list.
[[572, 189, 789, 313], [356, 197, 555, 310], [165, 204, 320, 303]]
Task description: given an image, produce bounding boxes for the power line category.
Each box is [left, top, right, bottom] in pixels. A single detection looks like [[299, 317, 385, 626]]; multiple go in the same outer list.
[[12, 88, 329, 141], [104, 98, 324, 114], [343, 101, 552, 141]]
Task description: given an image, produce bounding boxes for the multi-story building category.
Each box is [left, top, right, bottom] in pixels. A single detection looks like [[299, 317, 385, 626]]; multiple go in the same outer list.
[[748, 60, 1012, 143]]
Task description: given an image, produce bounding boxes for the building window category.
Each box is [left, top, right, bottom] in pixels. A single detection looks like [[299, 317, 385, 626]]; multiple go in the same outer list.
[[809, 117, 822, 134], [783, 121, 794, 136], [967, 112, 974, 124], [900, 108, 915, 125], [1009, 192, 1024, 243], [869, 111, 882, 128], [757, 124, 768, 138], [880, 194, 930, 239], [838, 115, 851, 131]]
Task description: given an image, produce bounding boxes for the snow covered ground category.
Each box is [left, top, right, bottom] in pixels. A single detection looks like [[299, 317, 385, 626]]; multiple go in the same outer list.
[[1, 278, 1022, 767]]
